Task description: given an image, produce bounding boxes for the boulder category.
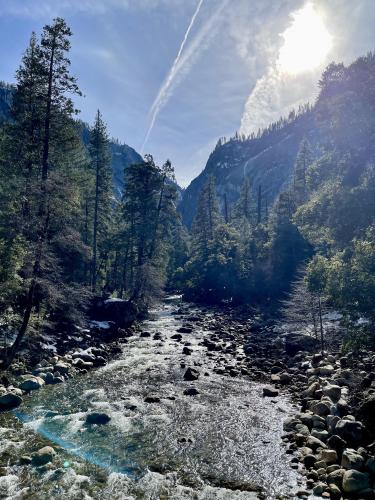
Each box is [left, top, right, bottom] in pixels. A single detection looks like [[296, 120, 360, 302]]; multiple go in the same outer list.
[[183, 387, 199, 396], [85, 412, 111, 425], [262, 386, 279, 397], [320, 449, 338, 465], [144, 396, 161, 403], [342, 470, 370, 493], [0, 392, 23, 411], [184, 368, 200, 381], [311, 401, 331, 417], [55, 362, 70, 374], [319, 365, 335, 376], [341, 448, 365, 470], [31, 446, 56, 466], [177, 327, 193, 334], [91, 297, 139, 328], [327, 468, 345, 488], [19, 376, 44, 391], [322, 384, 341, 403], [335, 420, 364, 447], [366, 457, 375, 475], [285, 333, 319, 356], [358, 394, 375, 430]]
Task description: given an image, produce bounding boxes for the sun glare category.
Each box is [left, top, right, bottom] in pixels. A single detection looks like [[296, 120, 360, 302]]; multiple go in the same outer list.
[[277, 2, 333, 75]]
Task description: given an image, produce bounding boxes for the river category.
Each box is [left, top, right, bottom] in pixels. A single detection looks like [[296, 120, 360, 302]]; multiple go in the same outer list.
[[0, 296, 302, 499]]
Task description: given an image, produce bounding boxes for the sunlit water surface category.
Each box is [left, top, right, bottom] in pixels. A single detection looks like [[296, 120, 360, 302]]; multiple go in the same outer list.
[[8, 296, 301, 499]]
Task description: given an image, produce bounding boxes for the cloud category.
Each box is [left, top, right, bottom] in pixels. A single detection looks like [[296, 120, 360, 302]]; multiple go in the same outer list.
[[239, 1, 330, 136], [141, 0, 229, 152], [141, 0, 204, 153]]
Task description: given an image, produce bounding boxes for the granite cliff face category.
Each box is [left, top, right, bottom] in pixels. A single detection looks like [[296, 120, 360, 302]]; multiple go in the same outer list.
[[178, 106, 320, 227]]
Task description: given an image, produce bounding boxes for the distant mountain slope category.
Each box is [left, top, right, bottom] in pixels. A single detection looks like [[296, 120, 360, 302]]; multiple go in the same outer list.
[[179, 106, 321, 227], [0, 82, 143, 197]]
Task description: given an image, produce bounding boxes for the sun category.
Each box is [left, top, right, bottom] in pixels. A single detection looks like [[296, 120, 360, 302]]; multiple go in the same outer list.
[[277, 2, 333, 75]]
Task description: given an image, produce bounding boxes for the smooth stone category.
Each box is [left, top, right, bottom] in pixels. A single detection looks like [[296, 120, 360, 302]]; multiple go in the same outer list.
[[85, 412, 111, 425]]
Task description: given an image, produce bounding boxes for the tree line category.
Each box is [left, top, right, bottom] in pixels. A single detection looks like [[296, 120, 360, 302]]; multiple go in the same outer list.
[[179, 54, 375, 348], [0, 19, 180, 367]]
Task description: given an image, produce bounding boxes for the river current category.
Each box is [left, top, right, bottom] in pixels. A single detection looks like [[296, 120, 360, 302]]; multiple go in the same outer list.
[[0, 296, 301, 499]]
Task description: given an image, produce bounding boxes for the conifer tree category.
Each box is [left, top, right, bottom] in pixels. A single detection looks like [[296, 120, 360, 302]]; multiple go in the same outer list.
[[89, 110, 112, 292]]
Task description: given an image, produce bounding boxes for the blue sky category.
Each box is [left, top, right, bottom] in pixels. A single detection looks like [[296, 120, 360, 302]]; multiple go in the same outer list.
[[1, 0, 375, 186]]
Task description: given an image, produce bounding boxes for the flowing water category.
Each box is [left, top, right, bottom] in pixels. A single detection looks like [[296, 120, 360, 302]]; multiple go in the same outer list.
[[1, 296, 302, 499]]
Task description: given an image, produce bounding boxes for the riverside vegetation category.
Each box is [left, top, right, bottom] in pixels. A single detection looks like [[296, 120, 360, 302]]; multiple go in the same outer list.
[[0, 17, 374, 500]]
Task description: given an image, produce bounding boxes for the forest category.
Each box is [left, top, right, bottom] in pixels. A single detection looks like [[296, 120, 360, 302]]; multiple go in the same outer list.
[[0, 15, 374, 500]]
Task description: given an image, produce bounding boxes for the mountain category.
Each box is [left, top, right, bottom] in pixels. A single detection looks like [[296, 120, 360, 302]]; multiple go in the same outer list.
[[0, 82, 143, 196], [179, 105, 322, 227]]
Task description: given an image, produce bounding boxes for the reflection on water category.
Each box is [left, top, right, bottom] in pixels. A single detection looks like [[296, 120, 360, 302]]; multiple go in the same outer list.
[[14, 297, 300, 499]]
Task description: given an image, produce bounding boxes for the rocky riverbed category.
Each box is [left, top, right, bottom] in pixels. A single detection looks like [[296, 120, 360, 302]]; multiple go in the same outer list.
[[0, 296, 374, 499]]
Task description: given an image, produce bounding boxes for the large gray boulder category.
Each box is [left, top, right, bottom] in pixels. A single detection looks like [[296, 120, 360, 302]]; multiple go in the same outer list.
[[342, 470, 370, 493], [19, 375, 44, 391], [335, 420, 364, 447], [284, 333, 319, 356], [0, 392, 23, 411], [341, 448, 364, 470]]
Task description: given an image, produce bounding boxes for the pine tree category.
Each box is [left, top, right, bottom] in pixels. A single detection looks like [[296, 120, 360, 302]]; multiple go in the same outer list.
[[2, 18, 83, 367], [293, 138, 312, 205], [89, 110, 112, 292]]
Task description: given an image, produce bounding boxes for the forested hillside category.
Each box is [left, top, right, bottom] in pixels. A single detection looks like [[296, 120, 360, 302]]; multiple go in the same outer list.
[[179, 103, 318, 227], [0, 82, 143, 197], [0, 20, 180, 367], [180, 53, 375, 348]]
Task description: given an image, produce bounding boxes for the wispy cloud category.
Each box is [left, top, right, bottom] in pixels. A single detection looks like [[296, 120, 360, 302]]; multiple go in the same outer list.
[[141, 0, 204, 153], [141, 0, 229, 153]]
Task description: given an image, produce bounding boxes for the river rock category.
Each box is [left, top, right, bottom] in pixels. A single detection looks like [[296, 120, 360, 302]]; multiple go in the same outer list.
[[341, 448, 364, 470], [320, 449, 338, 465], [335, 419, 364, 447], [322, 384, 341, 403], [19, 375, 45, 391], [184, 367, 200, 381], [319, 365, 335, 376], [366, 457, 375, 475], [31, 446, 56, 466], [0, 392, 23, 411], [284, 333, 319, 356], [183, 387, 199, 396], [263, 386, 279, 397], [358, 394, 375, 429], [327, 468, 345, 488], [177, 327, 193, 334], [85, 412, 111, 425], [311, 401, 331, 417], [342, 470, 370, 493], [144, 396, 161, 403], [55, 362, 70, 374]]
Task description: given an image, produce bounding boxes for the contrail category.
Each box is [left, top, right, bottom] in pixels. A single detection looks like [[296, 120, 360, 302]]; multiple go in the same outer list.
[[141, 0, 204, 153]]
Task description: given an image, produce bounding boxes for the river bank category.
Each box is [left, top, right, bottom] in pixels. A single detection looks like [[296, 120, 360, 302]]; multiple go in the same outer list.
[[0, 296, 374, 499]]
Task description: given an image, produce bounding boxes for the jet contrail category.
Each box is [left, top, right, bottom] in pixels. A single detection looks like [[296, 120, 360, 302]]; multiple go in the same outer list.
[[141, 0, 204, 153]]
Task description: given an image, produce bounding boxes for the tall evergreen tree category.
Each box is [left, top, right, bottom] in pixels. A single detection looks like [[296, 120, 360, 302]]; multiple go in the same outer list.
[[89, 110, 112, 292]]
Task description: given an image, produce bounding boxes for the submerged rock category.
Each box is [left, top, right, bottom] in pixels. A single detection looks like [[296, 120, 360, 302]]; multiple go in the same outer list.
[[85, 412, 111, 425]]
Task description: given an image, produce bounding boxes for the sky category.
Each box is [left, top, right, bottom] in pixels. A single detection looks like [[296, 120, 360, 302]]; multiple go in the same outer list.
[[0, 0, 374, 186]]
